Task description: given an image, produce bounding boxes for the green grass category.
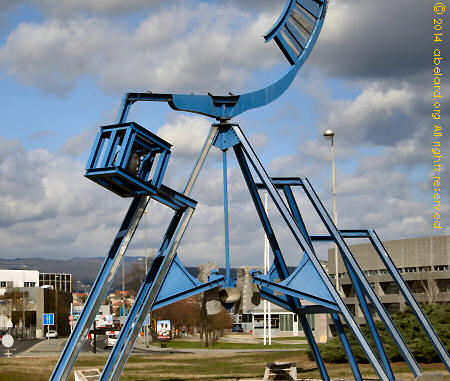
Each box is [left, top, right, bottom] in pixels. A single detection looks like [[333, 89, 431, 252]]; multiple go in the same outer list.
[[151, 339, 308, 350], [1, 351, 448, 381], [256, 336, 308, 341]]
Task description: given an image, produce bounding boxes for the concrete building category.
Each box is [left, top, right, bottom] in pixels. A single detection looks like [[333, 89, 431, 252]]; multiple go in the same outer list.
[[39, 272, 72, 292], [0, 269, 39, 290], [327, 235, 450, 326], [0, 269, 73, 338]]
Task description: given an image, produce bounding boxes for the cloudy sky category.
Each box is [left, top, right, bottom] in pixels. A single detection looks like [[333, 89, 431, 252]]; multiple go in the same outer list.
[[0, 0, 448, 268]]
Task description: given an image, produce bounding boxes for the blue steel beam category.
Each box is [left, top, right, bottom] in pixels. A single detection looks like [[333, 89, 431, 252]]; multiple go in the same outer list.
[[345, 264, 395, 379], [100, 126, 219, 381], [50, 197, 150, 381], [300, 177, 422, 377], [50, 98, 146, 381], [282, 184, 362, 380], [331, 313, 363, 381], [102, 207, 195, 381], [118, 0, 327, 120], [222, 149, 232, 287], [369, 230, 450, 372], [231, 125, 391, 381], [233, 144, 330, 381]]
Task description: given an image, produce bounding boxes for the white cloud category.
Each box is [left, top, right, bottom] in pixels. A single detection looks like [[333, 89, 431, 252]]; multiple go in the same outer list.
[[324, 85, 414, 145], [156, 114, 211, 158], [0, 4, 282, 96]]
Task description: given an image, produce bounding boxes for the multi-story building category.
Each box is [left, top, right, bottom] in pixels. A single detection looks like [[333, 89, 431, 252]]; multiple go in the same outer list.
[[39, 272, 72, 292], [0, 269, 39, 290], [0, 269, 72, 338], [327, 235, 450, 325]]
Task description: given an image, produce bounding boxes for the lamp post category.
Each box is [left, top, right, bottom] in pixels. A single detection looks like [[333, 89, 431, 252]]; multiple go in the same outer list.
[[138, 258, 144, 283], [323, 129, 339, 294]]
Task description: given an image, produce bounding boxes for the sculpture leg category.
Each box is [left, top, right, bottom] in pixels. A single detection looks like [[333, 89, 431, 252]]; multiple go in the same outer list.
[[50, 196, 150, 381], [331, 312, 363, 381], [231, 126, 390, 381]]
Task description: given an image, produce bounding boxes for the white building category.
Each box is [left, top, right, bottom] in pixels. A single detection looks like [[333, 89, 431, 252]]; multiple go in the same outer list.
[[0, 269, 39, 294], [0, 269, 73, 338]]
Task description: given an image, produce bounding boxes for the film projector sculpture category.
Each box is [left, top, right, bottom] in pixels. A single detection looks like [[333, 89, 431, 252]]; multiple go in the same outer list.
[[51, 1, 450, 380]]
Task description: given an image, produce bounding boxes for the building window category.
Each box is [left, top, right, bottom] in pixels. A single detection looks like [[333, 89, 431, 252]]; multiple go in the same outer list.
[[24, 282, 35, 288], [241, 314, 252, 323], [329, 274, 335, 279], [380, 282, 398, 295], [379, 269, 389, 275], [306, 314, 315, 330], [0, 281, 6, 288], [434, 265, 449, 271], [280, 314, 293, 332], [404, 267, 417, 273], [368, 270, 378, 276], [418, 266, 432, 272]]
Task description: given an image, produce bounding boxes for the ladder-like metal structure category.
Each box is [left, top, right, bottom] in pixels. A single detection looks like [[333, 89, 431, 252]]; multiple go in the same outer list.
[[49, 0, 449, 380]]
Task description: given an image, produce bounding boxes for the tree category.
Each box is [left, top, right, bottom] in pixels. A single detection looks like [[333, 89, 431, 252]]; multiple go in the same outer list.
[[1, 288, 33, 339], [421, 278, 440, 305], [308, 304, 450, 364], [151, 295, 231, 347]]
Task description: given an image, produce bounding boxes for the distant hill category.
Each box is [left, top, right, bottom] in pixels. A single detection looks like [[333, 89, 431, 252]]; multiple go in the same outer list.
[[0, 257, 293, 292], [0, 257, 242, 291]]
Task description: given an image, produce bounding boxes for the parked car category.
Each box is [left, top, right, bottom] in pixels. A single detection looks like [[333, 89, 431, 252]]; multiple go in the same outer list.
[[105, 331, 119, 348], [231, 324, 243, 333], [0, 330, 6, 339], [46, 330, 58, 338]]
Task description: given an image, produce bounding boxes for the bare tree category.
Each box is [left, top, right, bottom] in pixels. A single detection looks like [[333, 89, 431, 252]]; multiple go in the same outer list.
[[1, 288, 32, 338], [421, 278, 440, 305]]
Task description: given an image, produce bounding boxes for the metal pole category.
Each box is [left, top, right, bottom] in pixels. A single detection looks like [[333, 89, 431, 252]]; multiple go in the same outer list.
[[263, 193, 267, 346], [222, 149, 231, 287], [264, 193, 271, 345], [330, 136, 339, 294], [122, 262, 125, 319]]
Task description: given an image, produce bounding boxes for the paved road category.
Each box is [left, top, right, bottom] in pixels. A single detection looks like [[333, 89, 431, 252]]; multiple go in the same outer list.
[[1, 338, 41, 357]]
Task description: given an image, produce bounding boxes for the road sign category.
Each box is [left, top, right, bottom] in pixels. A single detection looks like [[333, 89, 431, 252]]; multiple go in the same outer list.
[[43, 313, 54, 325], [2, 334, 14, 348], [143, 314, 150, 326]]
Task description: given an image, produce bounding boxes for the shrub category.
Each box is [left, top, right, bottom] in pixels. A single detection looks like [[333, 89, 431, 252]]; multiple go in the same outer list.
[[307, 304, 450, 363]]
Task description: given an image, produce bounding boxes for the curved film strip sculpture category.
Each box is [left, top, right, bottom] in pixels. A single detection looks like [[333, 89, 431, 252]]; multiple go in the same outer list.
[[50, 1, 450, 380]]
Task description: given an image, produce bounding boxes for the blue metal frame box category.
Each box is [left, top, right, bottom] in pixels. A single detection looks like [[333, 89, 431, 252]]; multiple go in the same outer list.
[[85, 122, 171, 198]]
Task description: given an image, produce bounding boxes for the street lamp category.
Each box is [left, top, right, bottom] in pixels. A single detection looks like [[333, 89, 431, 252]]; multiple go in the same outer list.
[[138, 258, 144, 283], [323, 129, 340, 294]]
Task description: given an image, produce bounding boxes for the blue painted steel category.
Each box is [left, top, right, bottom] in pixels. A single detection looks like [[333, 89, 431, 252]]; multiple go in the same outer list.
[[300, 177, 422, 377], [368, 230, 450, 372], [101, 207, 196, 381], [85, 122, 172, 198], [100, 127, 220, 381], [152, 255, 224, 310], [256, 177, 304, 189], [118, 1, 327, 120], [231, 126, 390, 381], [212, 125, 240, 150], [331, 313, 363, 381], [282, 185, 311, 249], [50, 196, 150, 381], [222, 149, 233, 288], [43, 313, 54, 326], [232, 143, 329, 381], [346, 264, 395, 380]]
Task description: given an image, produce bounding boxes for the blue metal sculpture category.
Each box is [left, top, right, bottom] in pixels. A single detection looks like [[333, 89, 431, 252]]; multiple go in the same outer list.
[[50, 1, 450, 380]]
